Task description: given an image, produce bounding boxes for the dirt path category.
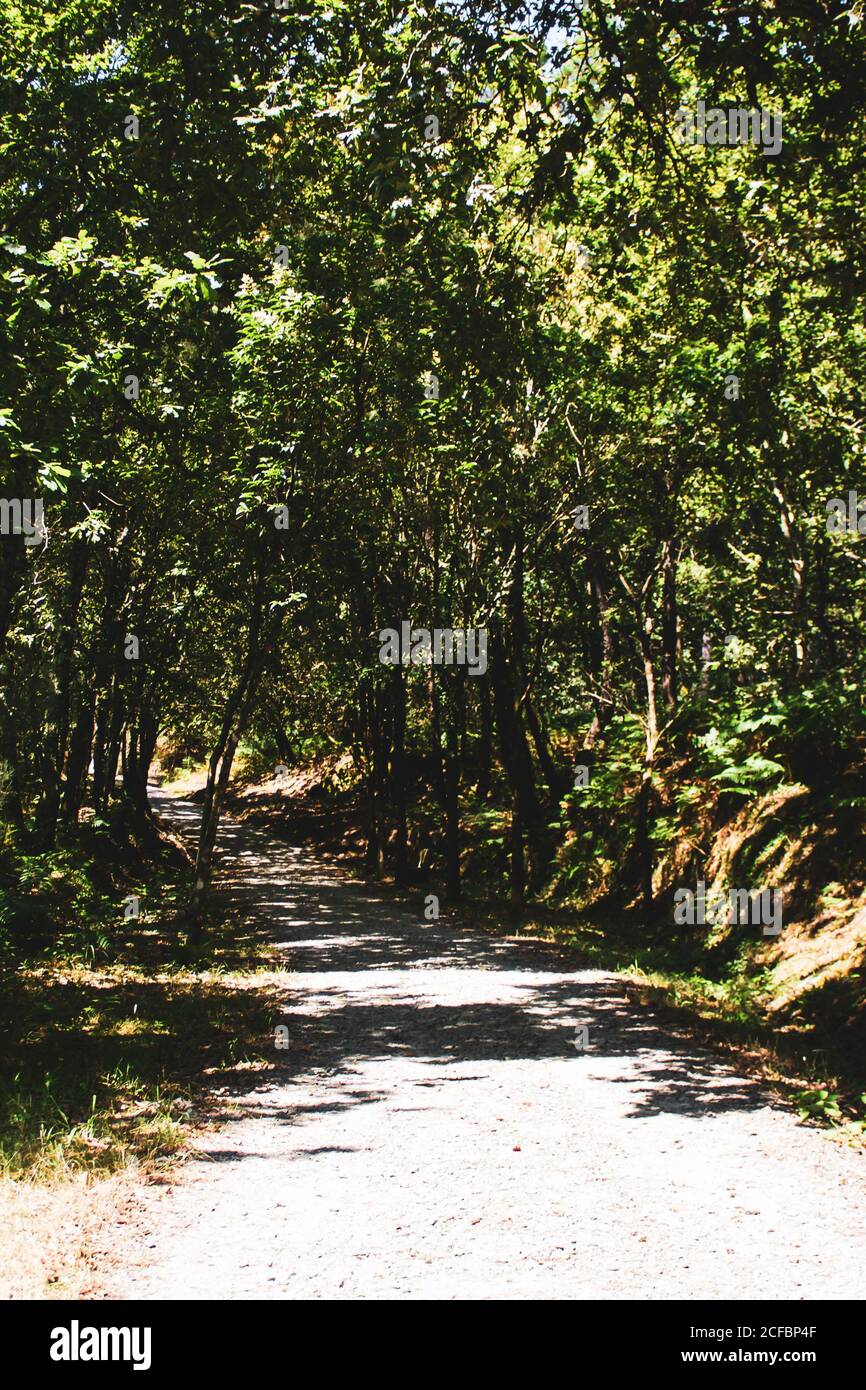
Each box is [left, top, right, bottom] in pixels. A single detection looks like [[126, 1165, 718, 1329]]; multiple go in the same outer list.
[[105, 790, 866, 1300]]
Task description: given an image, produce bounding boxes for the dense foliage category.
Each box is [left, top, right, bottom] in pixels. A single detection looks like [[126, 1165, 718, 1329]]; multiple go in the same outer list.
[[2, 0, 864, 934]]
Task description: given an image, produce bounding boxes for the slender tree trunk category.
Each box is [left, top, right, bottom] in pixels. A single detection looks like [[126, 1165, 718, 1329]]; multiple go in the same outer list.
[[476, 678, 493, 800], [635, 610, 660, 917], [188, 591, 270, 939], [589, 553, 615, 666], [90, 554, 130, 813], [661, 537, 678, 713], [523, 691, 567, 800], [62, 691, 95, 825], [510, 532, 565, 800], [427, 665, 445, 803], [584, 552, 615, 754], [364, 680, 388, 875], [489, 622, 548, 890], [698, 630, 713, 697], [102, 690, 125, 811], [443, 693, 461, 900], [36, 539, 89, 846], [123, 705, 158, 822], [772, 479, 808, 670], [0, 688, 24, 825], [390, 663, 408, 884], [0, 516, 25, 824], [509, 800, 525, 911], [189, 672, 262, 940]]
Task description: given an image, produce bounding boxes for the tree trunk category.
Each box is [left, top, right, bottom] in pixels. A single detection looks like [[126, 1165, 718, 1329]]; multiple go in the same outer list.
[[443, 700, 461, 900], [188, 592, 270, 939], [62, 692, 95, 825], [123, 705, 158, 822], [488, 622, 548, 890], [476, 679, 493, 800], [427, 665, 445, 803], [589, 553, 615, 666], [698, 630, 713, 697], [509, 800, 525, 912], [389, 663, 408, 884], [188, 677, 261, 941], [523, 691, 568, 800], [772, 479, 808, 670], [36, 538, 89, 846], [363, 679, 388, 875], [635, 609, 660, 917], [661, 537, 678, 713]]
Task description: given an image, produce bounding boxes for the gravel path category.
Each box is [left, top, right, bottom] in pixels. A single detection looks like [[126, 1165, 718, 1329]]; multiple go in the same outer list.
[[107, 791, 866, 1300]]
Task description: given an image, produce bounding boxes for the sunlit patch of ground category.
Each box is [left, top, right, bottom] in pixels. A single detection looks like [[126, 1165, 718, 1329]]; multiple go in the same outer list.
[[0, 1170, 131, 1299]]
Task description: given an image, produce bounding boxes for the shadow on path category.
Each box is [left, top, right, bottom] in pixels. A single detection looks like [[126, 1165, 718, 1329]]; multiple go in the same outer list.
[[151, 787, 777, 1135]]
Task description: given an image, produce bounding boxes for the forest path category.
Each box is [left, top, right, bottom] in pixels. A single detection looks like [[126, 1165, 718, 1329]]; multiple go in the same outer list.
[[106, 789, 866, 1300]]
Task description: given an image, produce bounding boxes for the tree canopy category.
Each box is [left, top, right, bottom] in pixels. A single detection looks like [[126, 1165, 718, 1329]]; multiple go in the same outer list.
[[2, 0, 865, 926]]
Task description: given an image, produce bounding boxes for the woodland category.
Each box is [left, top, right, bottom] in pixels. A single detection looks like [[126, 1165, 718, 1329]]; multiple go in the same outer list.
[[2, 0, 866, 1178]]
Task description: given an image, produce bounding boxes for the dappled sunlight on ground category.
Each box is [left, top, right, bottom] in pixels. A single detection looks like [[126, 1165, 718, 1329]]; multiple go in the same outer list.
[[102, 789, 866, 1300]]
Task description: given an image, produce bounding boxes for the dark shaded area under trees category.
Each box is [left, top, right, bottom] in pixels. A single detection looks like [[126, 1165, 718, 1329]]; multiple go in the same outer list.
[[1, 2, 864, 991]]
